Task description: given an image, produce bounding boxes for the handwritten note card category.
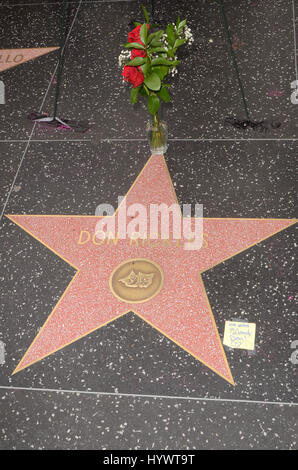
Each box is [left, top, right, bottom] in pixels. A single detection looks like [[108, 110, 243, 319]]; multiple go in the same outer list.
[[223, 321, 256, 350]]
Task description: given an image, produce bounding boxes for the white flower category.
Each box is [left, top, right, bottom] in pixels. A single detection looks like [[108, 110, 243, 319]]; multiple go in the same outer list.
[[161, 33, 168, 47], [182, 25, 194, 45], [118, 49, 131, 68], [169, 55, 178, 77]]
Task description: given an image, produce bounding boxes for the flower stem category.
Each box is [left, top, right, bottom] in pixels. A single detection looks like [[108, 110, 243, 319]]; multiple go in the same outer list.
[[151, 113, 165, 150]]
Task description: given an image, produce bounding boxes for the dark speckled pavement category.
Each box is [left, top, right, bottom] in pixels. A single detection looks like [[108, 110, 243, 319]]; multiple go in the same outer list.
[[0, 0, 297, 450]]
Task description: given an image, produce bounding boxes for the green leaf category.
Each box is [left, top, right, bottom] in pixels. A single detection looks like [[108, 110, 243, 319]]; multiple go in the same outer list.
[[144, 72, 161, 91], [174, 38, 186, 49], [152, 66, 168, 80], [178, 19, 186, 30], [150, 47, 167, 53], [123, 42, 145, 50], [147, 94, 160, 115], [147, 32, 158, 43], [150, 41, 164, 48], [154, 30, 164, 40], [134, 22, 141, 27], [166, 24, 176, 47], [140, 23, 148, 45], [158, 86, 171, 103], [176, 16, 181, 29], [148, 30, 164, 44], [140, 61, 150, 77], [152, 57, 179, 66], [130, 87, 140, 104], [141, 4, 150, 23], [139, 86, 148, 97], [125, 56, 146, 66]]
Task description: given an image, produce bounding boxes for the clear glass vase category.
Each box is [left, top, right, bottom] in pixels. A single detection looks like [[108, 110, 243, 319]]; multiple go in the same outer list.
[[146, 114, 168, 155]]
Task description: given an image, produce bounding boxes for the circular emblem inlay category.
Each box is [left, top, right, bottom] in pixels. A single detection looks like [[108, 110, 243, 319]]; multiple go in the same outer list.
[[109, 258, 164, 304]]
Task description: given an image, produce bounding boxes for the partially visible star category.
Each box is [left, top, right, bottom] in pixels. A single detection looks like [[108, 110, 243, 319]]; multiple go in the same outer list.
[[6, 154, 296, 384], [0, 48, 59, 72]]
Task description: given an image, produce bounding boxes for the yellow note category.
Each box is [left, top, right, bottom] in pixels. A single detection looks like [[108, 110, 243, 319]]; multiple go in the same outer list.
[[223, 321, 256, 350]]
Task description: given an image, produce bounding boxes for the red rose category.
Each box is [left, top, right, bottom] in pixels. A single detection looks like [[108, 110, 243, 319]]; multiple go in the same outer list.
[[131, 48, 147, 60], [128, 24, 150, 45], [122, 65, 144, 88]]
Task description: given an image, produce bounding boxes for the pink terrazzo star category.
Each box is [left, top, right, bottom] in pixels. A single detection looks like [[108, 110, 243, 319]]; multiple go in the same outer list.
[[0, 48, 59, 72], [6, 155, 296, 384]]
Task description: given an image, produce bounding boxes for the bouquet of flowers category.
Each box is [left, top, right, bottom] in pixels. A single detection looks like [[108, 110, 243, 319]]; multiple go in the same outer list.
[[119, 5, 193, 154]]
